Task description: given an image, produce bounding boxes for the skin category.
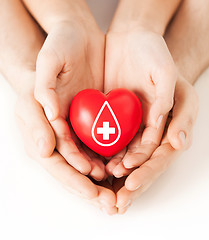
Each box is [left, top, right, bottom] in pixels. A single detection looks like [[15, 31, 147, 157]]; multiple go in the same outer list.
[[22, 0, 108, 180], [22, 0, 182, 181], [114, 0, 209, 214], [0, 0, 208, 215], [105, 0, 183, 176], [0, 0, 117, 215]]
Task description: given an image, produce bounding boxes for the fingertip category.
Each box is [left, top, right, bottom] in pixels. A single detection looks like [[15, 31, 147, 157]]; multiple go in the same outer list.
[[123, 159, 134, 169], [105, 162, 116, 176], [35, 88, 60, 122], [125, 177, 141, 191], [156, 114, 163, 129], [44, 106, 54, 121], [43, 103, 59, 122], [179, 131, 186, 147], [150, 98, 173, 128], [168, 128, 186, 150], [113, 167, 124, 178], [79, 162, 92, 176], [101, 206, 117, 216], [89, 164, 104, 181], [149, 106, 164, 129]]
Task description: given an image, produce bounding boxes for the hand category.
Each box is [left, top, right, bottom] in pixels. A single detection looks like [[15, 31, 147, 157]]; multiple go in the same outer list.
[[105, 29, 177, 177], [111, 77, 198, 214], [15, 81, 117, 215], [34, 21, 106, 180]]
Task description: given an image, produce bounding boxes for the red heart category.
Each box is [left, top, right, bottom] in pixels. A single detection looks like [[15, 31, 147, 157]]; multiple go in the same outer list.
[[69, 89, 143, 157]]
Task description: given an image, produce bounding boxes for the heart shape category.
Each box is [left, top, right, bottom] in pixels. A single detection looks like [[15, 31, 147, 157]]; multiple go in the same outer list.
[[70, 89, 143, 157]]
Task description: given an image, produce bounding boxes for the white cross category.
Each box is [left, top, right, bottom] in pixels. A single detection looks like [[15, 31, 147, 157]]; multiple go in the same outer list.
[[97, 122, 115, 140]]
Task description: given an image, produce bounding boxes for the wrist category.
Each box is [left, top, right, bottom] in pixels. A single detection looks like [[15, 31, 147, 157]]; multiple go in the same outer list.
[[109, 0, 181, 35], [24, 0, 98, 33], [3, 68, 35, 96], [109, 14, 165, 36]]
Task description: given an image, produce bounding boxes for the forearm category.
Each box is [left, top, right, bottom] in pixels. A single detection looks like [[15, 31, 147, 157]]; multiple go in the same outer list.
[[0, 0, 45, 94], [22, 0, 97, 32], [165, 0, 209, 84], [109, 0, 181, 34]]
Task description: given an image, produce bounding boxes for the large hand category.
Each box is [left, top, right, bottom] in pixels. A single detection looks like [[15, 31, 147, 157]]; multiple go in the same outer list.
[[105, 29, 178, 176], [34, 21, 106, 180], [15, 84, 117, 215], [111, 78, 198, 214]]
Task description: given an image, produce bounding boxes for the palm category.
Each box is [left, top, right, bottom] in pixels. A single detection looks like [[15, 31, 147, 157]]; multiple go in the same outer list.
[[104, 30, 174, 175], [36, 23, 106, 180]]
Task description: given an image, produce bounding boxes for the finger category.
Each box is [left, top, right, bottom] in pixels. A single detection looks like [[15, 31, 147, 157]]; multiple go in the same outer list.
[[105, 148, 126, 176], [122, 117, 166, 170], [98, 184, 117, 215], [51, 117, 92, 175], [90, 180, 117, 215], [149, 65, 177, 128], [113, 161, 133, 178], [15, 95, 56, 157], [35, 45, 62, 121], [116, 186, 132, 209], [125, 142, 180, 191], [98, 182, 116, 206], [89, 159, 106, 181], [39, 151, 99, 199], [81, 145, 106, 181], [17, 116, 98, 200], [112, 177, 132, 213], [167, 81, 199, 150]]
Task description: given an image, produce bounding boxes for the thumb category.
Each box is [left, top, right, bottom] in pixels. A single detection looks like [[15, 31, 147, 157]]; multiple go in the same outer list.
[[167, 81, 199, 150], [149, 66, 177, 128], [35, 47, 62, 121], [15, 95, 56, 158]]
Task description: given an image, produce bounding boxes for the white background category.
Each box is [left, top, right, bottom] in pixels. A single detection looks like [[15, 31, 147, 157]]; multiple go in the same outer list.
[[0, 1, 209, 239]]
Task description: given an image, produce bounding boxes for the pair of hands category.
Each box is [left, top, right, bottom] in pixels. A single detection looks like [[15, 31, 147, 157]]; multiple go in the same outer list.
[[15, 20, 198, 214]]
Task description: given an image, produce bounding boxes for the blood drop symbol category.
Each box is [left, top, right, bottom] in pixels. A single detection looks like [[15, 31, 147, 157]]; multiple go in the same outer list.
[[91, 101, 121, 147]]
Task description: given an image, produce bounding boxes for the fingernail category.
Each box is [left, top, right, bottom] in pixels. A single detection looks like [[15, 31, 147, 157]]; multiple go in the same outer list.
[[44, 106, 53, 121], [37, 138, 45, 153], [123, 163, 134, 169], [179, 131, 186, 146], [123, 160, 135, 169], [114, 172, 123, 178], [134, 184, 142, 190], [121, 200, 132, 209], [156, 115, 163, 129]]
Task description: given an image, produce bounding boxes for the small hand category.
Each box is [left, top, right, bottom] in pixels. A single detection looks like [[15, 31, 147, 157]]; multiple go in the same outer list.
[[111, 77, 198, 214], [15, 88, 117, 215], [34, 21, 106, 180], [105, 29, 178, 176]]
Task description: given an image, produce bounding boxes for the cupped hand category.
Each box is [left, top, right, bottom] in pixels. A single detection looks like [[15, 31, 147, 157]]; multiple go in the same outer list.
[[34, 21, 106, 180], [105, 29, 178, 176], [15, 83, 117, 215], [111, 77, 198, 214]]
